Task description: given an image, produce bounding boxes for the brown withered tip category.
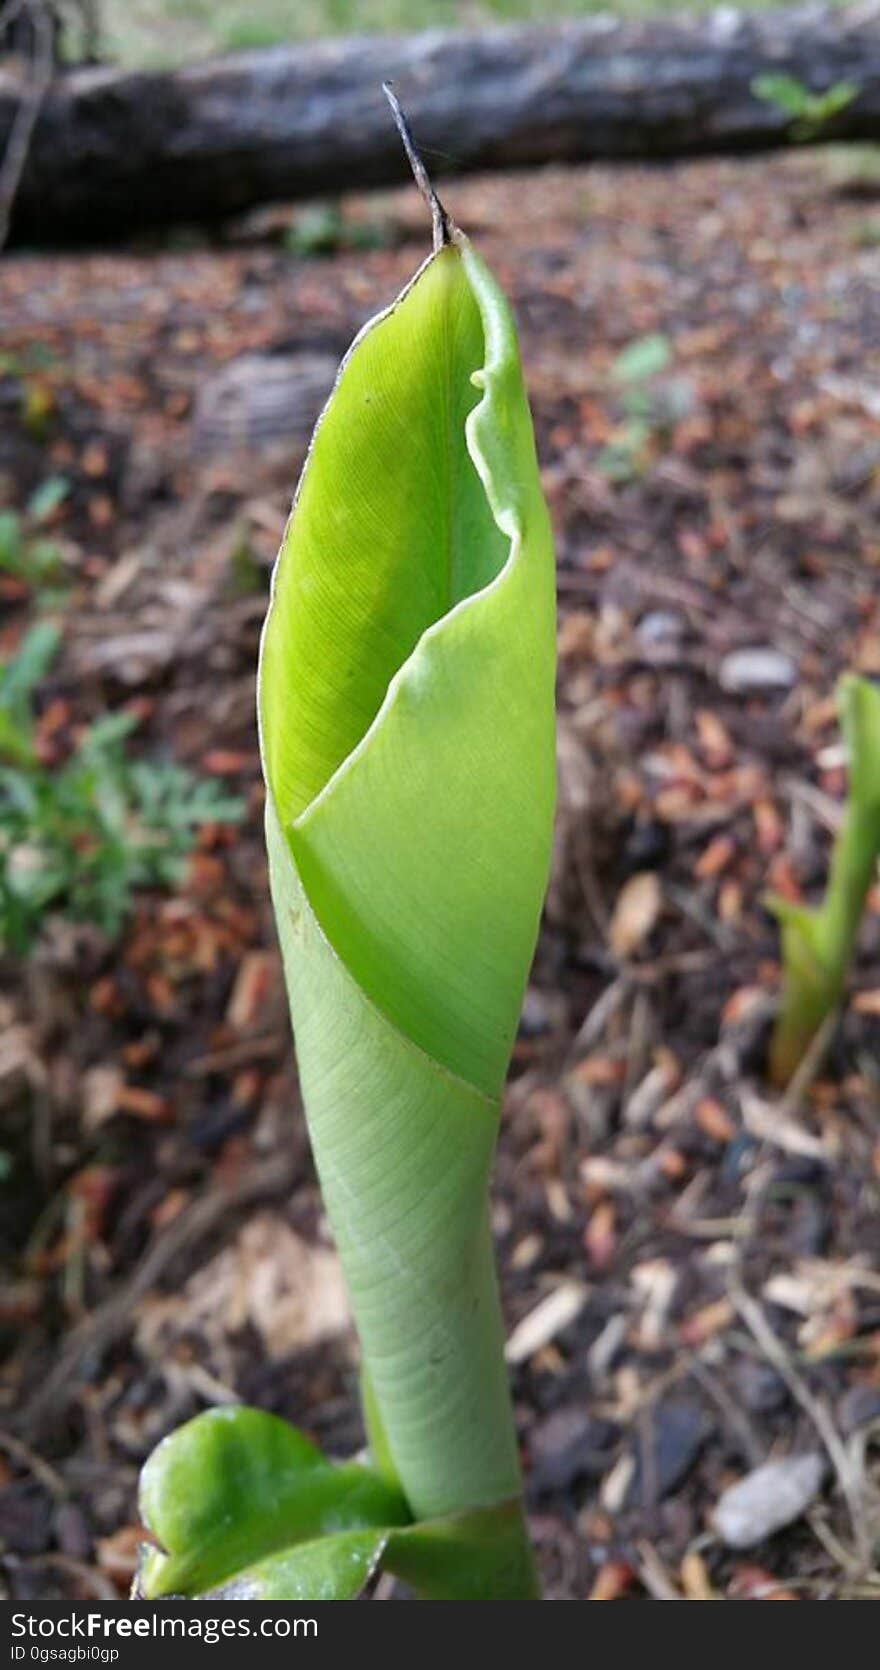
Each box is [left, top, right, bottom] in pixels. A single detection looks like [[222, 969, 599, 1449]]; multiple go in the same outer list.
[[382, 81, 452, 253]]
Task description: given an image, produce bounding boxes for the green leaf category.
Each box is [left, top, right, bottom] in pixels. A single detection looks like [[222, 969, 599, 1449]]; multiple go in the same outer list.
[[261, 241, 554, 1097], [752, 73, 859, 141], [28, 475, 69, 524], [206, 1501, 539, 1601], [610, 332, 672, 386], [752, 74, 813, 118], [138, 1406, 409, 1598], [0, 511, 23, 567], [0, 621, 61, 764], [208, 1528, 389, 1601], [259, 233, 554, 1536], [0, 621, 60, 711], [137, 1403, 537, 1600], [814, 81, 859, 122]]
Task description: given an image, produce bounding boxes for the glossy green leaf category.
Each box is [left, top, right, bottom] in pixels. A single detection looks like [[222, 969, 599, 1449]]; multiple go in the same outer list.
[[138, 1406, 408, 1598], [209, 1500, 539, 1601], [206, 1528, 389, 1601], [137, 1404, 537, 1601], [258, 231, 554, 1558]]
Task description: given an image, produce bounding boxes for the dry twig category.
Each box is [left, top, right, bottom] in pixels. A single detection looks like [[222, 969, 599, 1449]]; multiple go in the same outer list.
[[727, 1265, 871, 1567], [19, 1153, 298, 1434]]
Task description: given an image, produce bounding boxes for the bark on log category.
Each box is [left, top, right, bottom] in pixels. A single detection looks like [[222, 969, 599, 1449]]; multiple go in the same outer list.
[[3, 5, 880, 245]]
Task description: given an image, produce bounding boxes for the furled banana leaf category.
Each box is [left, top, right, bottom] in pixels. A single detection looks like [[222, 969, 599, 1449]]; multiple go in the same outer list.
[[259, 235, 555, 1541]]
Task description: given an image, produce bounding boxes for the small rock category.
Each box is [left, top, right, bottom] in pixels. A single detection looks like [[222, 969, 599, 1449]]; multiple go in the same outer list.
[[529, 1407, 620, 1495], [837, 1383, 880, 1437], [636, 609, 685, 647], [733, 1358, 789, 1416], [626, 1396, 713, 1508], [713, 1453, 825, 1549], [719, 647, 798, 695]]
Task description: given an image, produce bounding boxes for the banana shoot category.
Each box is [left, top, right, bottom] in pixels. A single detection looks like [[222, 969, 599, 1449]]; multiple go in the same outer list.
[[137, 115, 555, 1601], [770, 674, 880, 1086]]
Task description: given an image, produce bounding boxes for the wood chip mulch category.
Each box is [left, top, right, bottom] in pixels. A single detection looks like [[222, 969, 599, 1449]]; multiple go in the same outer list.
[[1, 149, 880, 1600]]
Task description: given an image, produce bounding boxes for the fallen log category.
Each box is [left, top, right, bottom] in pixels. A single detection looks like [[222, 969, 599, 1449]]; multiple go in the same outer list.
[[3, 4, 880, 245]]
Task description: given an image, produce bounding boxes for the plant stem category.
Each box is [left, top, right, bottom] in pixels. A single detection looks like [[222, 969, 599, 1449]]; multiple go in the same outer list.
[[770, 676, 880, 1086], [267, 805, 540, 1597]]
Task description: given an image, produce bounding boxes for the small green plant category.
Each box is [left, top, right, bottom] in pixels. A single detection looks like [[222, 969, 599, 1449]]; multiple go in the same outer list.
[[752, 74, 859, 142], [0, 345, 62, 439], [228, 523, 267, 595], [285, 203, 394, 258], [0, 626, 243, 954], [0, 477, 70, 591], [769, 675, 880, 1087], [0, 345, 56, 379], [0, 620, 61, 767], [598, 331, 686, 482], [136, 97, 554, 1603]]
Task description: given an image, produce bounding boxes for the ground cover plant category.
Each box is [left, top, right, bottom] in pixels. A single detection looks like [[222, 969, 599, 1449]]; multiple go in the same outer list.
[[0, 475, 70, 593], [0, 624, 243, 953]]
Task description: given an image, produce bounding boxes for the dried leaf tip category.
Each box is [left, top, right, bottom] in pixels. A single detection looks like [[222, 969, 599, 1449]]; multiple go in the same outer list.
[[382, 81, 452, 253]]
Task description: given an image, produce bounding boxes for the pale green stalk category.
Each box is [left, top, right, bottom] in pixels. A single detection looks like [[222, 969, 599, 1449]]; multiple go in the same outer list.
[[770, 675, 880, 1086]]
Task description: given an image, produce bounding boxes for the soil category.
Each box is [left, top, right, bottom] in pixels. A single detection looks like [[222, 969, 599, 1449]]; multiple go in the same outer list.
[[1, 149, 880, 1601]]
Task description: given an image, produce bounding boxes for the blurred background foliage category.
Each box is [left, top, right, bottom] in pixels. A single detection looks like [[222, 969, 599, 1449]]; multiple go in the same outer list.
[[100, 0, 851, 69]]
